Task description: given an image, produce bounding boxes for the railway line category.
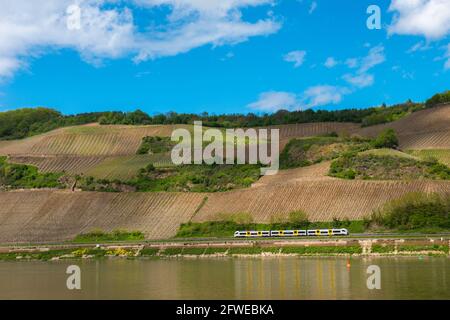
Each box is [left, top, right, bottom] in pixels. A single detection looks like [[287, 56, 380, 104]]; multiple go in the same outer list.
[[1, 232, 449, 252]]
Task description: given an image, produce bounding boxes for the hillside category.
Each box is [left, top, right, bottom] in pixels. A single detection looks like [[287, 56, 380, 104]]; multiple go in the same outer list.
[[0, 180, 449, 243], [193, 180, 450, 223], [0, 104, 449, 243], [0, 121, 357, 178], [0, 124, 190, 156], [357, 104, 450, 149], [0, 190, 205, 243]]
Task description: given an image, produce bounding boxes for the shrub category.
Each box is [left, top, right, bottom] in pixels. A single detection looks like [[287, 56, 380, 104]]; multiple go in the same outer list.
[[0, 157, 63, 189], [74, 230, 145, 242], [372, 193, 450, 231], [329, 153, 450, 180], [289, 210, 308, 224], [137, 136, 175, 155], [371, 129, 399, 149], [425, 90, 450, 108]]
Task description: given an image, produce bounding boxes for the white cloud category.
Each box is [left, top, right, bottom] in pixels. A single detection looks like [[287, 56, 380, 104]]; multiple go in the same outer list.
[[342, 73, 374, 88], [388, 0, 450, 39], [324, 57, 338, 68], [301, 85, 349, 108], [221, 51, 235, 61], [445, 44, 450, 70], [345, 58, 358, 68], [308, 1, 317, 14], [247, 91, 299, 111], [407, 40, 431, 53], [0, 0, 280, 80], [358, 45, 386, 73], [283, 50, 306, 68], [342, 45, 385, 88], [248, 85, 350, 111]]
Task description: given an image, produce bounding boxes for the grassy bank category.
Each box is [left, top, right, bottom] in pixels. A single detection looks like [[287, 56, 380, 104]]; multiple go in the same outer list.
[[175, 219, 367, 238], [73, 230, 145, 243], [2, 242, 448, 261]]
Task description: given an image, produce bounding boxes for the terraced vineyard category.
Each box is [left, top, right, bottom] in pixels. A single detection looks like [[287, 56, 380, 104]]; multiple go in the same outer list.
[[193, 180, 450, 223], [357, 104, 450, 149], [0, 190, 205, 243], [8, 155, 108, 174], [0, 106, 449, 243], [272, 122, 360, 140], [270, 122, 360, 149], [0, 123, 192, 156], [85, 154, 173, 180], [252, 161, 334, 187]]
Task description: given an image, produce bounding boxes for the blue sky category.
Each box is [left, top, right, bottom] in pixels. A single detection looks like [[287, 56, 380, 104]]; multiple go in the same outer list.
[[0, 0, 449, 115]]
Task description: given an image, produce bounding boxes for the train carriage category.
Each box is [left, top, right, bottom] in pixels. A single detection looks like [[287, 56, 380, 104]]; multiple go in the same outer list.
[[234, 228, 348, 238]]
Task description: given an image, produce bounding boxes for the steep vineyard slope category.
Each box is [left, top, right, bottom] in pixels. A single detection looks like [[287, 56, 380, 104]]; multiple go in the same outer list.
[[0, 190, 205, 243], [357, 104, 450, 149], [271, 122, 360, 149], [0, 179, 449, 243], [252, 161, 334, 187], [193, 180, 450, 223], [85, 154, 173, 180], [0, 124, 191, 156], [8, 155, 108, 174]]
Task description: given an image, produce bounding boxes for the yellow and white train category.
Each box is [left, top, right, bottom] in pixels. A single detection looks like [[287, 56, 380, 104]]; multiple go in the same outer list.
[[233, 228, 349, 238]]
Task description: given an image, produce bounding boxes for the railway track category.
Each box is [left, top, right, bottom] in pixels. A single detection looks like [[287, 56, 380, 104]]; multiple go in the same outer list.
[[1, 233, 449, 252]]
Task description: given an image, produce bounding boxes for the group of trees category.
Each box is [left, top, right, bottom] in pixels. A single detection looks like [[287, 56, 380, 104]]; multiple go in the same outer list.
[[425, 90, 450, 108], [0, 108, 105, 140], [372, 193, 450, 231], [1, 90, 448, 140], [97, 103, 421, 128], [361, 101, 423, 127], [371, 128, 399, 148]]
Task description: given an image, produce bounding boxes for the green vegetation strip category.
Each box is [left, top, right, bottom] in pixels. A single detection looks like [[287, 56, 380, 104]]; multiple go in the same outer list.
[[371, 193, 450, 232], [73, 230, 145, 243], [176, 219, 367, 238], [282, 246, 362, 254], [5, 91, 448, 141], [2, 243, 449, 261]]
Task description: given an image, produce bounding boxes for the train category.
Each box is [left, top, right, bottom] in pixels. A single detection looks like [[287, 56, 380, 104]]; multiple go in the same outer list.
[[233, 228, 349, 238]]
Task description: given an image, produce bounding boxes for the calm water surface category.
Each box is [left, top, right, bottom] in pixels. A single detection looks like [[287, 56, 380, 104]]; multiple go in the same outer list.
[[0, 256, 449, 299]]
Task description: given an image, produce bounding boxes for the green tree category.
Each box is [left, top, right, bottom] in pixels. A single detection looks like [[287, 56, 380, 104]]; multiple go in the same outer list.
[[372, 128, 399, 149]]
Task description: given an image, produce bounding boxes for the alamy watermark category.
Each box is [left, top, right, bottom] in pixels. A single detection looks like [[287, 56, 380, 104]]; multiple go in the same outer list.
[[66, 265, 81, 290], [366, 265, 381, 290], [367, 5, 381, 30], [171, 122, 279, 176]]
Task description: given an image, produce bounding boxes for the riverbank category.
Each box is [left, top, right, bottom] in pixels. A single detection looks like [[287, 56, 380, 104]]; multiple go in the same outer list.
[[1, 237, 449, 261]]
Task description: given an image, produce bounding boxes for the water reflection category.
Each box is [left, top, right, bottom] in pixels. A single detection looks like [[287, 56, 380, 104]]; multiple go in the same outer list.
[[0, 256, 448, 299]]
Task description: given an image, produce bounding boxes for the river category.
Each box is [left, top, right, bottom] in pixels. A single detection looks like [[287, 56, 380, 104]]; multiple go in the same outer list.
[[0, 256, 449, 299]]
